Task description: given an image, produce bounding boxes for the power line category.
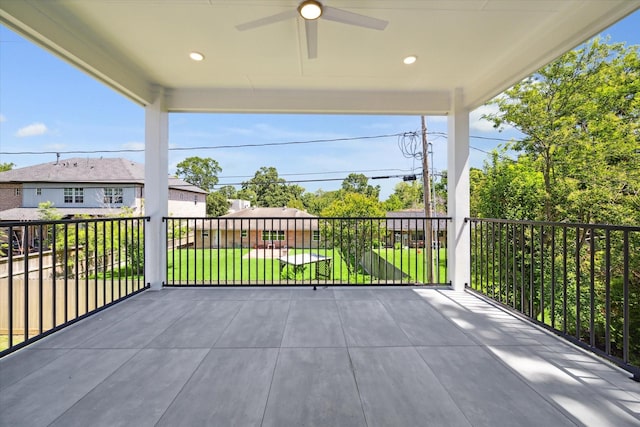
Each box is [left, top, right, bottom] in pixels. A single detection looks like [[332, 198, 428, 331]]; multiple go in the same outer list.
[[0, 131, 522, 156], [0, 133, 407, 155]]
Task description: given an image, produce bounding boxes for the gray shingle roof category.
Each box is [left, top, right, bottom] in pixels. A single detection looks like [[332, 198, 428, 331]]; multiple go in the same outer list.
[[221, 207, 316, 219], [0, 157, 206, 194]]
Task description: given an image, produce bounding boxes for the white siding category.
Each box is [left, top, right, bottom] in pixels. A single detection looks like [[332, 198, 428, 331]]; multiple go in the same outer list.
[[168, 199, 206, 217], [22, 184, 138, 209]]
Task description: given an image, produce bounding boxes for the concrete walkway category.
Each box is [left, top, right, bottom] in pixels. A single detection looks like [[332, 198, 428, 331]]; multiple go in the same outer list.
[[1, 287, 638, 426]]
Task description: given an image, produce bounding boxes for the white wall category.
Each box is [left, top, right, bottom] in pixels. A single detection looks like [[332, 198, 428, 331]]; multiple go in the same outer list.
[[168, 199, 206, 217], [21, 184, 138, 209]]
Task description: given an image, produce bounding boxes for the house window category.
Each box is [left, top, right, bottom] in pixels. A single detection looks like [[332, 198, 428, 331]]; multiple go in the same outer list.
[[15, 188, 21, 196], [241, 230, 248, 238], [313, 230, 320, 241], [64, 188, 83, 203], [262, 230, 285, 241], [104, 188, 123, 204], [202, 231, 209, 237], [36, 188, 42, 196]]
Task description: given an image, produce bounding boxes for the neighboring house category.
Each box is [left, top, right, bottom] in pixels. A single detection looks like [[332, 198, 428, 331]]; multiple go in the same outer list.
[[195, 207, 320, 249], [0, 157, 207, 253], [228, 199, 251, 213], [385, 209, 449, 248]]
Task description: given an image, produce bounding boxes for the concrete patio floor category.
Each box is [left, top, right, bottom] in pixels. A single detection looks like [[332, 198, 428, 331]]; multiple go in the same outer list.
[[1, 287, 639, 427]]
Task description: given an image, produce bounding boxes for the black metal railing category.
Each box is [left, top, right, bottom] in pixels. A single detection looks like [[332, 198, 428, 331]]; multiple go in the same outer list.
[[0, 216, 149, 357], [165, 216, 450, 286], [468, 218, 640, 380]]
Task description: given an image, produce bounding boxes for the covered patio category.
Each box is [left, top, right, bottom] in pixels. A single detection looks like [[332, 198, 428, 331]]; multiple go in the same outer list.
[[2, 287, 638, 427], [1, 2, 640, 425]]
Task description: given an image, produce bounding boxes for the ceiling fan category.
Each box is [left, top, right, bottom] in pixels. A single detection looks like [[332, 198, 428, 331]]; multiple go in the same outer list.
[[236, 0, 388, 59]]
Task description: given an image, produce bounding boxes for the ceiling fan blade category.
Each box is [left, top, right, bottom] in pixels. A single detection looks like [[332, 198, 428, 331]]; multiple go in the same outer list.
[[236, 9, 298, 31], [322, 6, 388, 30], [305, 19, 318, 59]]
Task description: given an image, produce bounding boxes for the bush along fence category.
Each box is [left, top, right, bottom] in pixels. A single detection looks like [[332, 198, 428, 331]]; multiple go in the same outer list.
[[0, 216, 149, 356], [468, 217, 640, 380], [164, 216, 450, 286]]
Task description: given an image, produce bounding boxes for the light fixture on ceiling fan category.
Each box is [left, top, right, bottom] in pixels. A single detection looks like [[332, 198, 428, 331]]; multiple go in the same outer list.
[[236, 0, 388, 59]]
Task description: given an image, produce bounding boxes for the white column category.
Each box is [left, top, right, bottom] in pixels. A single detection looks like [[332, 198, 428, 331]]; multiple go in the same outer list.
[[447, 88, 470, 291], [144, 88, 169, 291]]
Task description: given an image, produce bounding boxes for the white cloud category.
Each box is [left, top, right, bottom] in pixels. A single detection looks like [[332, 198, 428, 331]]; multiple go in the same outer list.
[[469, 104, 501, 132], [122, 141, 145, 150], [0, 114, 6, 123], [16, 122, 48, 137]]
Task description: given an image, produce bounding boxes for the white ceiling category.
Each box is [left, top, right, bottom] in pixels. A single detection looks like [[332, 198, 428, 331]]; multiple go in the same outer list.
[[2, 0, 639, 115]]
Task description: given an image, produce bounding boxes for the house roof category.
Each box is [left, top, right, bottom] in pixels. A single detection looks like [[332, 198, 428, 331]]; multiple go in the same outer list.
[[200, 207, 318, 230], [222, 207, 316, 219], [2, 1, 638, 115], [386, 209, 449, 231], [0, 157, 207, 194], [0, 207, 132, 222]]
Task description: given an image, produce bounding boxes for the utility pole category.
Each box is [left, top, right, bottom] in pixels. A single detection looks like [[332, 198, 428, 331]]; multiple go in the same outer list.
[[421, 116, 434, 283]]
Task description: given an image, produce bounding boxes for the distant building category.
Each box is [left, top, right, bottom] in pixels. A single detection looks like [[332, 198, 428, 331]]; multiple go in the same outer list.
[[0, 157, 207, 221], [196, 207, 319, 249], [228, 199, 251, 213], [385, 209, 449, 248]]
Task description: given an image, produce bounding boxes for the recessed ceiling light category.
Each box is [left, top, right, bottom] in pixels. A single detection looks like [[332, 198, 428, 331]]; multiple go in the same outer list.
[[403, 55, 417, 65], [189, 52, 204, 61], [298, 0, 323, 20]]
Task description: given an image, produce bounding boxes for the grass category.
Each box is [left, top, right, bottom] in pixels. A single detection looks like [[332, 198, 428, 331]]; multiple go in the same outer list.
[[375, 248, 448, 284], [167, 248, 362, 283], [166, 247, 448, 284]]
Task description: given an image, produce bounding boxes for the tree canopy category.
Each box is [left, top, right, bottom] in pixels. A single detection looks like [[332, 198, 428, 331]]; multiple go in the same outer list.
[[240, 166, 304, 207], [480, 38, 640, 225], [0, 162, 14, 172], [175, 156, 222, 192]]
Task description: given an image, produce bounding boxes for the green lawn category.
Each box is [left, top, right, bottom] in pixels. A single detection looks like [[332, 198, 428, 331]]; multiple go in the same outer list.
[[167, 248, 379, 284], [167, 247, 447, 285], [375, 248, 448, 284]]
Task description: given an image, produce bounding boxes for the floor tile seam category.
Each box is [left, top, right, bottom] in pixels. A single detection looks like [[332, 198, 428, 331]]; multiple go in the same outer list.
[[524, 345, 640, 416], [429, 290, 583, 350], [45, 347, 143, 427], [0, 348, 72, 391], [209, 299, 252, 348], [66, 298, 171, 349], [143, 299, 206, 347], [376, 299, 426, 347], [333, 297, 371, 427], [276, 298, 294, 348], [154, 347, 215, 426], [412, 345, 475, 427], [415, 291, 488, 347], [478, 343, 590, 427], [344, 345, 371, 427], [259, 345, 283, 427]]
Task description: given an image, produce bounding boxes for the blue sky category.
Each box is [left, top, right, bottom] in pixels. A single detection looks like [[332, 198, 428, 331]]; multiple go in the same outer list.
[[0, 10, 638, 200]]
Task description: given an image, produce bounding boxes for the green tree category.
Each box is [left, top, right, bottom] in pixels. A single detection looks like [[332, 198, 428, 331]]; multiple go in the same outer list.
[[175, 156, 222, 192], [341, 173, 380, 199], [241, 166, 304, 207], [301, 190, 340, 215], [0, 162, 14, 172], [321, 193, 385, 274], [485, 38, 640, 225], [217, 185, 238, 199], [387, 180, 423, 209], [382, 194, 404, 212], [206, 191, 231, 216], [474, 153, 545, 220]]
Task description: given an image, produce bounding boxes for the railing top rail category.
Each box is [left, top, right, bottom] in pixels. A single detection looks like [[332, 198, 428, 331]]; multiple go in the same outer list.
[[466, 217, 640, 232], [164, 216, 453, 221], [0, 216, 150, 227]]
